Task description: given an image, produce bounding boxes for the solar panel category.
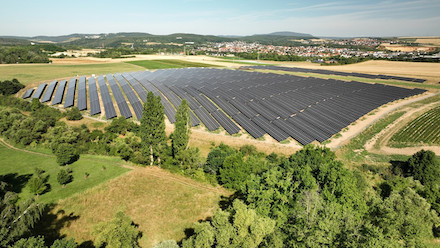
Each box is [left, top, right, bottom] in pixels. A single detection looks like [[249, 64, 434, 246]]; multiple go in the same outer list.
[[77, 76, 87, 111], [22, 88, 35, 99], [41, 81, 57, 103], [97, 76, 117, 119], [32, 83, 47, 99], [114, 74, 143, 120], [106, 74, 132, 119], [211, 110, 241, 134], [88, 77, 101, 116], [64, 77, 77, 108], [51, 80, 67, 105]]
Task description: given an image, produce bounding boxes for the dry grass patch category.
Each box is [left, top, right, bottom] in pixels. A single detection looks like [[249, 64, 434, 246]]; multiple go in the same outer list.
[[51, 167, 230, 247]]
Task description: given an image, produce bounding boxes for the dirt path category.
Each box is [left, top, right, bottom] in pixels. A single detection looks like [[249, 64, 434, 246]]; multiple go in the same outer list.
[[0, 137, 54, 157], [326, 92, 437, 150], [365, 101, 440, 156]]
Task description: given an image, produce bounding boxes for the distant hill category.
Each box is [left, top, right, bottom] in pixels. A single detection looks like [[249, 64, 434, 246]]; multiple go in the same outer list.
[[256, 31, 314, 37], [0, 31, 315, 48]]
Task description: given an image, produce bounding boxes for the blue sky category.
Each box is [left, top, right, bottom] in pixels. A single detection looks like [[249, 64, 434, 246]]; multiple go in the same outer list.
[[1, 0, 439, 37]]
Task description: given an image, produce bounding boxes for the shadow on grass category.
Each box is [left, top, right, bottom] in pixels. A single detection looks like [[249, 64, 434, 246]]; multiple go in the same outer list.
[[0, 173, 33, 194], [33, 204, 95, 247]]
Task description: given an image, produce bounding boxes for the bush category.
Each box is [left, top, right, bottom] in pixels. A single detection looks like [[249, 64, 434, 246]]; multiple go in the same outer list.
[[65, 107, 83, 121], [57, 169, 73, 186], [54, 143, 79, 165], [0, 79, 25, 95], [27, 168, 49, 196]]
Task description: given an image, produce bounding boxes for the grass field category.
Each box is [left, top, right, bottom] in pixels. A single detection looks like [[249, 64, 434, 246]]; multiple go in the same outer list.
[[0, 141, 130, 204], [126, 59, 218, 69], [390, 106, 440, 146], [51, 167, 229, 247], [0, 63, 143, 85]]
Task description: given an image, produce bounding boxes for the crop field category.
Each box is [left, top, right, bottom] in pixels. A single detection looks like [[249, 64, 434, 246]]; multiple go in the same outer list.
[[0, 63, 143, 86], [390, 106, 440, 145], [126, 59, 218, 69]]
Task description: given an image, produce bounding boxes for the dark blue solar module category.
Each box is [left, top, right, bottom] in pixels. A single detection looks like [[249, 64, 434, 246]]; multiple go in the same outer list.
[[77, 76, 87, 111], [64, 77, 77, 108], [41, 80, 58, 103], [51, 80, 67, 105], [106, 74, 132, 119], [88, 77, 101, 116], [32, 83, 47, 99], [22, 88, 35, 99], [97, 76, 117, 119], [114, 73, 143, 120], [35, 67, 426, 145]]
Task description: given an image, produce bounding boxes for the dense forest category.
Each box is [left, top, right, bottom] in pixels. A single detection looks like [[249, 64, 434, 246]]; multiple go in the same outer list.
[[0, 44, 65, 64], [1, 78, 440, 247]]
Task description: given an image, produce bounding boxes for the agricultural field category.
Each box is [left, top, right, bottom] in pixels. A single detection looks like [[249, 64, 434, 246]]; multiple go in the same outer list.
[[125, 59, 218, 69], [0, 62, 143, 86], [390, 106, 440, 146]]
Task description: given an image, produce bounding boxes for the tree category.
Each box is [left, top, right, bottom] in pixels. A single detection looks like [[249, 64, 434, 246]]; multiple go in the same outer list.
[[218, 152, 252, 190], [0, 180, 44, 246], [93, 211, 141, 248], [57, 168, 73, 186], [372, 187, 439, 246], [50, 238, 77, 248], [54, 143, 79, 166], [140, 91, 166, 166], [27, 168, 49, 196], [172, 99, 191, 166], [11, 236, 46, 248], [0, 79, 25, 95], [204, 144, 235, 175], [181, 200, 275, 248], [406, 150, 440, 186], [30, 98, 42, 111], [65, 107, 83, 121]]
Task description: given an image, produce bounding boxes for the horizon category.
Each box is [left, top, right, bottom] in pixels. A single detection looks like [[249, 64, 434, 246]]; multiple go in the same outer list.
[[1, 0, 439, 37]]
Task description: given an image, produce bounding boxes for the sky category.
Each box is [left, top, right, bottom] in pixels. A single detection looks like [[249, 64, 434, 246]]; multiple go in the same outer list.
[[1, 0, 439, 37]]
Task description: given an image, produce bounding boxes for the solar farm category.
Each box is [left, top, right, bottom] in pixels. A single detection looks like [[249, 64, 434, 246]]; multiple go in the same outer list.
[[22, 68, 426, 145], [242, 65, 427, 83]]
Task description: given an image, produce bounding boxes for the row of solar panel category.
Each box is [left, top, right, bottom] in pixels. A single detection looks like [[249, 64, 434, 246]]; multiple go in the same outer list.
[[242, 65, 426, 83], [138, 68, 426, 143], [22, 68, 427, 144]]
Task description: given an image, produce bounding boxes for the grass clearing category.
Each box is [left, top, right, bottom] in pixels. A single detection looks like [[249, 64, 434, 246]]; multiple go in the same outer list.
[[0, 63, 143, 85], [0, 141, 130, 204], [51, 167, 230, 247], [390, 106, 440, 146], [126, 59, 218, 69]]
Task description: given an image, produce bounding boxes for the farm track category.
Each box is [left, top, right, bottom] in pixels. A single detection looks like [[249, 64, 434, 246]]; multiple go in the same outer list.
[[0, 137, 54, 157], [365, 100, 440, 156]]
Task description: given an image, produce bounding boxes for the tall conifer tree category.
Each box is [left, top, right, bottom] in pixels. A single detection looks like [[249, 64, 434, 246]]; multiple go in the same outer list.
[[172, 99, 191, 165], [140, 92, 167, 166]]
